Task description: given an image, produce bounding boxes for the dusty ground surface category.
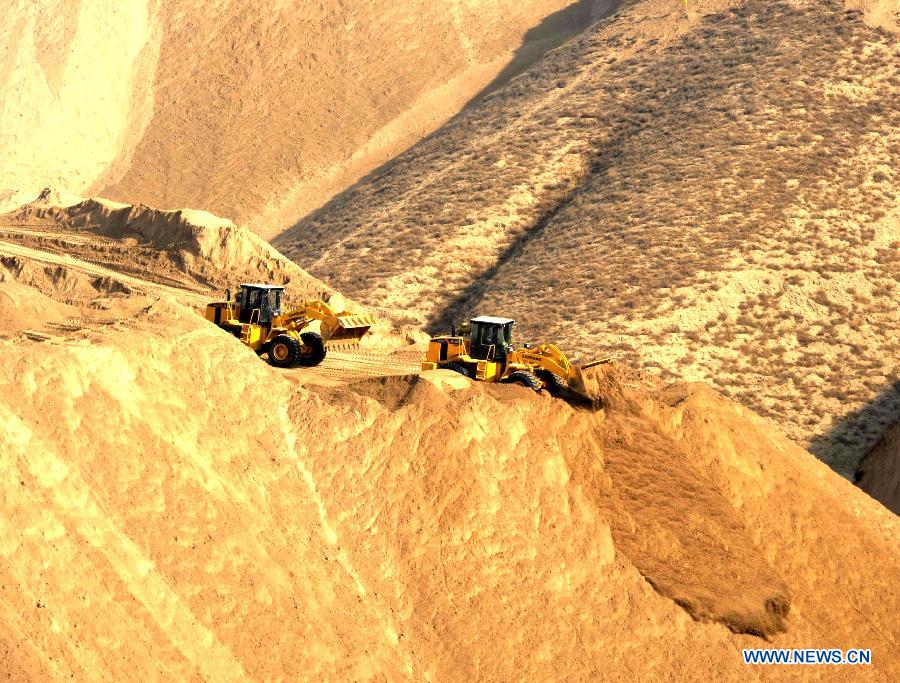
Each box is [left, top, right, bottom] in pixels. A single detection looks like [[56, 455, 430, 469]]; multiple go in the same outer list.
[[0, 190, 427, 349], [0, 195, 897, 680], [0, 0, 617, 238], [0, 189, 331, 297], [279, 0, 900, 478]]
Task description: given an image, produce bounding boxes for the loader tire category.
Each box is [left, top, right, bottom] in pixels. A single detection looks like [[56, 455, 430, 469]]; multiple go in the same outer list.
[[503, 370, 542, 392], [269, 335, 302, 368], [444, 361, 472, 378], [295, 331, 327, 367], [536, 369, 565, 396]]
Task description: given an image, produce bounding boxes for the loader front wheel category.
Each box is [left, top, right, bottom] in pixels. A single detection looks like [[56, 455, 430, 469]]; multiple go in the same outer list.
[[295, 332, 327, 367], [536, 370, 565, 396], [502, 370, 542, 392], [444, 361, 472, 378], [269, 335, 301, 368]]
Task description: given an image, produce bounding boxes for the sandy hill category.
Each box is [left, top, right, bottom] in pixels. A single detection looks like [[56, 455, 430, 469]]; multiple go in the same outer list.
[[0, 193, 896, 680], [0, 272, 898, 678], [1, 2, 898, 678], [277, 0, 900, 479], [0, 190, 430, 350], [0, 0, 617, 239]]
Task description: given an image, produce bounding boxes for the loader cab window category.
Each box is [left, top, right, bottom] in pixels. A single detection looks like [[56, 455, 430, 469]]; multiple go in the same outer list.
[[238, 286, 283, 325], [264, 289, 283, 320], [470, 319, 514, 360], [502, 322, 513, 348]]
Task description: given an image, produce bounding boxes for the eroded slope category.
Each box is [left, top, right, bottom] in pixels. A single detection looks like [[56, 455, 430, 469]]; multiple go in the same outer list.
[[857, 410, 900, 514], [2, 190, 332, 300]]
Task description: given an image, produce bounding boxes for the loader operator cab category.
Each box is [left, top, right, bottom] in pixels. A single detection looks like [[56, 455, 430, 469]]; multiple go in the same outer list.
[[237, 284, 284, 326], [468, 316, 514, 362]]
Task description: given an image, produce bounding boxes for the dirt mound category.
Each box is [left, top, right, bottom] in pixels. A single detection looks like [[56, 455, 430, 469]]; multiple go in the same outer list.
[[1, 192, 410, 354], [0, 282, 74, 333], [857, 413, 900, 513], [279, 0, 900, 477], [10, 193, 330, 299], [2, 303, 897, 679], [0, 254, 131, 304]]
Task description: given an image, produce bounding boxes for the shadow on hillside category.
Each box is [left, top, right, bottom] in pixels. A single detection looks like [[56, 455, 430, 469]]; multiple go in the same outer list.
[[811, 379, 900, 481], [851, 381, 900, 514], [426, 148, 616, 334], [461, 0, 620, 113], [273, 0, 620, 250]]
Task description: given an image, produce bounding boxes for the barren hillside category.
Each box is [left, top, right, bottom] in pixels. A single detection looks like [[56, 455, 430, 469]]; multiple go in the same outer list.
[[278, 0, 900, 477], [0, 0, 616, 237], [1, 189, 330, 300]]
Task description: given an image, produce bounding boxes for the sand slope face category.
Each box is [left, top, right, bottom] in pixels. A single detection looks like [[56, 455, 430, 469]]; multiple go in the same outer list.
[[0, 216, 896, 677], [279, 0, 900, 477], [0, 306, 898, 680], [0, 0, 161, 198], [0, 190, 424, 347], [0, 0, 615, 237], [857, 414, 900, 514]]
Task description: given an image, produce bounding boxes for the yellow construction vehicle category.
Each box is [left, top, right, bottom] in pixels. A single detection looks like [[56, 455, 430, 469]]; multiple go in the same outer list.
[[421, 315, 609, 395], [205, 283, 375, 367]]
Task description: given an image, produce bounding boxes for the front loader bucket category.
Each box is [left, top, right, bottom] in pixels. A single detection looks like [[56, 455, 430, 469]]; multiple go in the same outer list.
[[321, 313, 377, 347], [565, 357, 612, 406], [566, 368, 591, 401]]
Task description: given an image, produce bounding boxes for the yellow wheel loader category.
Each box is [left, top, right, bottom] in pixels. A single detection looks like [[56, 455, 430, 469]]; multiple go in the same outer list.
[[205, 283, 375, 368], [422, 315, 609, 396]]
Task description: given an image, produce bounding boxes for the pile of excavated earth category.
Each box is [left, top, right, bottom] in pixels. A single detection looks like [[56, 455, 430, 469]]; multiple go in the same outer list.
[[0, 192, 898, 680], [0, 190, 423, 351]]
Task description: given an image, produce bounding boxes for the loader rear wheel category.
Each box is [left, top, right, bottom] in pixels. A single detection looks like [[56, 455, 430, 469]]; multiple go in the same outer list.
[[444, 361, 472, 378], [536, 370, 565, 396], [295, 331, 327, 367], [503, 370, 542, 392], [269, 335, 301, 368]]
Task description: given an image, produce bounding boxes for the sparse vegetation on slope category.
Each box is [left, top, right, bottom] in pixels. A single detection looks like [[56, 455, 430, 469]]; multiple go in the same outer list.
[[279, 0, 900, 476]]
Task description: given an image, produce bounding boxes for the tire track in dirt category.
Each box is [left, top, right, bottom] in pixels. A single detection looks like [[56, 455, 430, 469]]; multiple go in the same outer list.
[[0, 238, 211, 305]]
